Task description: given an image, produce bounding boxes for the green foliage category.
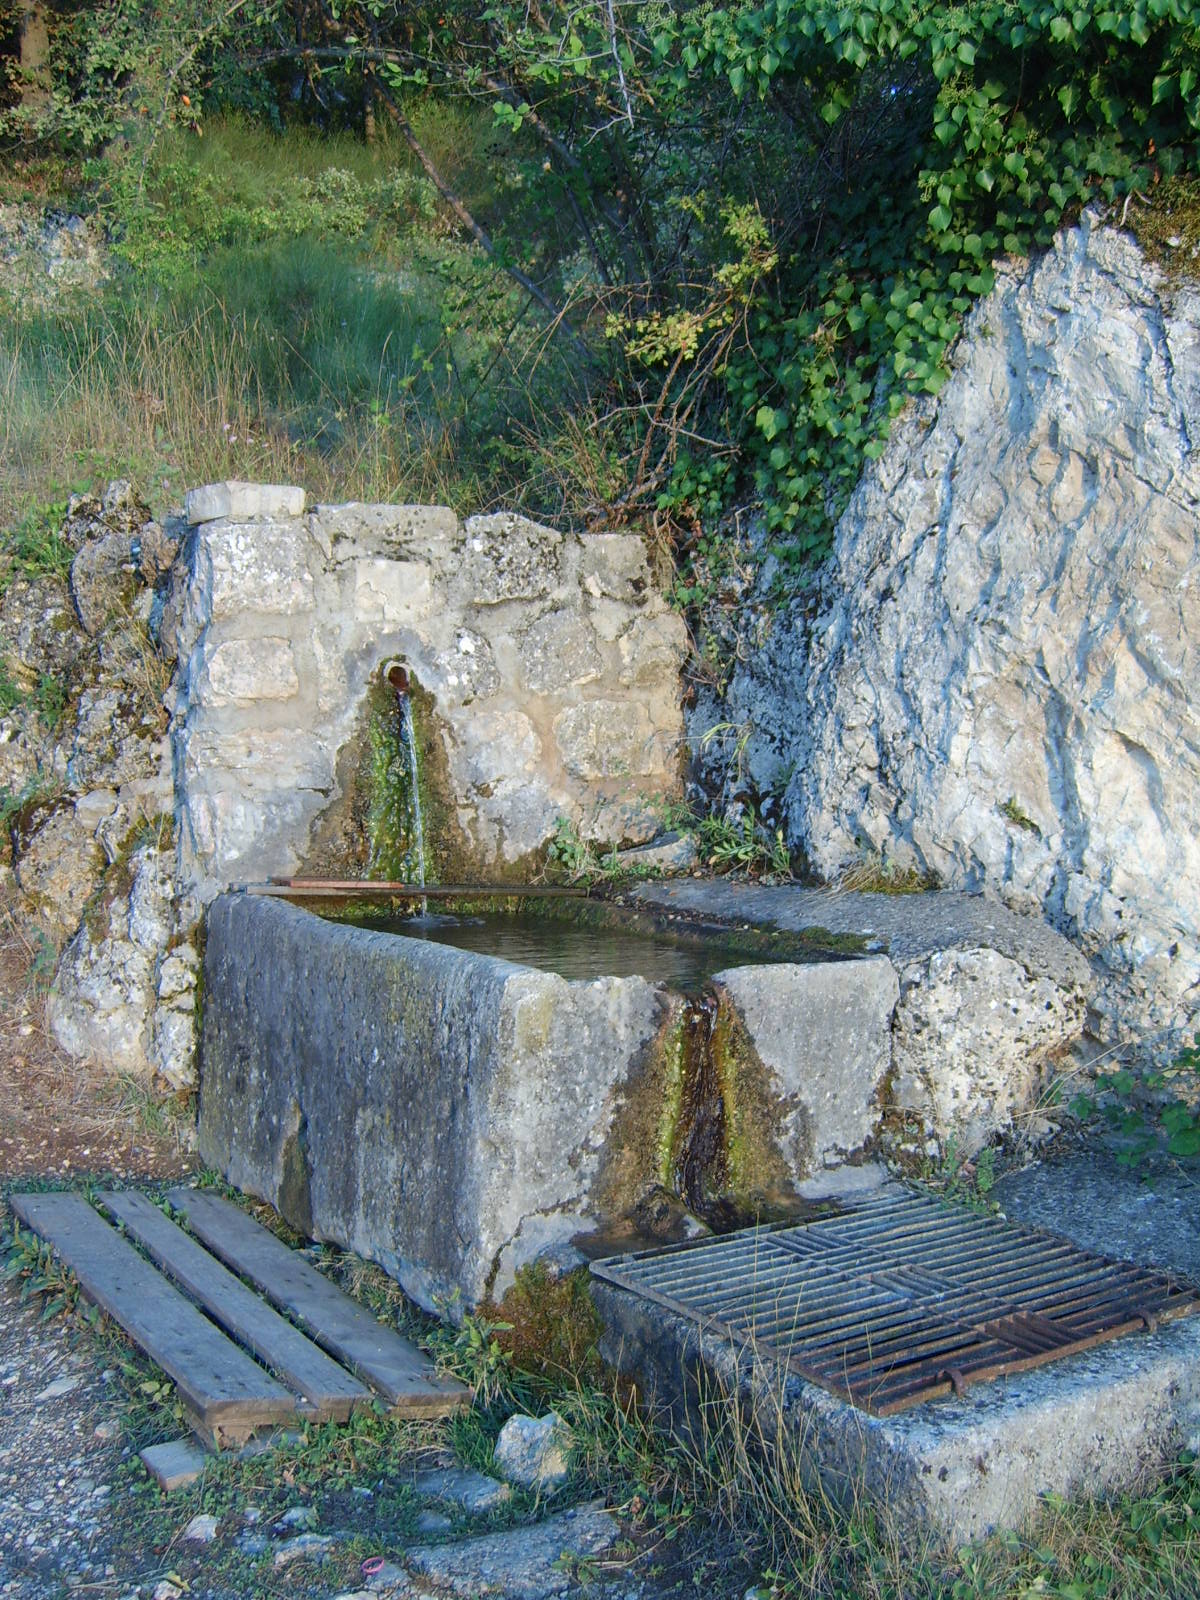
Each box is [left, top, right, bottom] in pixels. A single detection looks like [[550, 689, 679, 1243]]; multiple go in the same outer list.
[[544, 816, 628, 886], [3, 1221, 83, 1322], [659, 797, 792, 879], [12, 6, 1200, 573], [645, 0, 1200, 571], [925, 1137, 999, 1212], [0, 498, 73, 590], [1070, 1034, 1200, 1164]]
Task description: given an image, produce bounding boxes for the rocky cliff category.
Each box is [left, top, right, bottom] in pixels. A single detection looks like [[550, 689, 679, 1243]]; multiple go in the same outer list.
[[696, 214, 1199, 1056]]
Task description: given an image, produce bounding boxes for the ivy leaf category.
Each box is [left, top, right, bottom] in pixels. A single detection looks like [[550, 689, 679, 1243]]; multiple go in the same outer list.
[[929, 203, 953, 231], [1058, 82, 1080, 118]]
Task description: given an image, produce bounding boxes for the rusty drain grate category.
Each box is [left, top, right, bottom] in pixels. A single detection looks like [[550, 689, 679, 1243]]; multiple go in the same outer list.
[[590, 1189, 1200, 1416]]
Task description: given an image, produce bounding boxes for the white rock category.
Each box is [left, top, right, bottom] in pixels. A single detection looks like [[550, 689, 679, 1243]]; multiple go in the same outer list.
[[492, 1411, 571, 1491], [701, 213, 1200, 1060], [273, 1532, 334, 1566], [185, 481, 306, 524], [34, 1374, 80, 1401], [182, 1513, 219, 1543]]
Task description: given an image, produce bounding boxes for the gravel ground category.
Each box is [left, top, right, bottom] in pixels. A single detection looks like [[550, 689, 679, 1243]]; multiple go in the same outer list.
[[0, 1271, 128, 1597]]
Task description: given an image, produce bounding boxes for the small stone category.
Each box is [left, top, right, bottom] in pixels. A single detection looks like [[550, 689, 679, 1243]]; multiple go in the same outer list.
[[235, 1532, 269, 1556], [182, 1513, 219, 1543], [139, 1438, 208, 1492], [365, 1559, 415, 1592], [273, 1533, 334, 1567], [492, 1412, 571, 1492], [274, 1504, 318, 1531], [94, 1421, 120, 1441], [152, 1583, 183, 1600], [35, 1375, 81, 1402]]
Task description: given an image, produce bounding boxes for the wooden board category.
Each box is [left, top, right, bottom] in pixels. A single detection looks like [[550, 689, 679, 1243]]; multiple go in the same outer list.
[[167, 1189, 470, 1415], [9, 1192, 300, 1430], [100, 1190, 369, 1423]]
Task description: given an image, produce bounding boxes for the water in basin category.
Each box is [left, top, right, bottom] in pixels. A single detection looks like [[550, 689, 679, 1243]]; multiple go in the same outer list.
[[352, 908, 808, 991]]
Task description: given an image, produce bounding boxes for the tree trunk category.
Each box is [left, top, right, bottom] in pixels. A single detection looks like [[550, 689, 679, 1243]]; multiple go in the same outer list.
[[18, 2, 48, 105]]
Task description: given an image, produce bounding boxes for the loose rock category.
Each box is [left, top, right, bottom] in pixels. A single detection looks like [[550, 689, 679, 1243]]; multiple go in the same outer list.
[[493, 1413, 571, 1493]]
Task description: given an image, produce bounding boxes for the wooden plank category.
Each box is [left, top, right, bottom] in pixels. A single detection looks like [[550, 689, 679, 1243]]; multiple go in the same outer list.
[[100, 1190, 369, 1424], [167, 1188, 470, 1415], [9, 1192, 300, 1430]]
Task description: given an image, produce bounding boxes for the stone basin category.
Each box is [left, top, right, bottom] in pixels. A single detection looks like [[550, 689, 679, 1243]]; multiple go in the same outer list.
[[198, 884, 1089, 1313]]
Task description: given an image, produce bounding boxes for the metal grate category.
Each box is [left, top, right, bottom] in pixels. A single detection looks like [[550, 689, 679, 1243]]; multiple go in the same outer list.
[[590, 1189, 1200, 1416]]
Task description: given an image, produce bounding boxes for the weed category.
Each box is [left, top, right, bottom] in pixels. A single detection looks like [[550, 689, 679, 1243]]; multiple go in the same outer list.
[[1070, 1034, 1200, 1165], [4, 1220, 83, 1322], [0, 658, 23, 714], [34, 671, 67, 731], [0, 498, 73, 589], [922, 1136, 999, 1213], [1000, 796, 1041, 836], [836, 847, 937, 895]]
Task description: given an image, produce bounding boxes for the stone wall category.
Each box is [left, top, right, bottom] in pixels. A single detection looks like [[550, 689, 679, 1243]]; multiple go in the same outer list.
[[168, 487, 688, 901], [695, 214, 1199, 1057], [39, 484, 685, 1086]]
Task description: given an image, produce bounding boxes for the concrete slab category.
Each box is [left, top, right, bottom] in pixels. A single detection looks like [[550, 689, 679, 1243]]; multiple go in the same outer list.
[[996, 1141, 1200, 1283], [593, 1197, 1200, 1544], [630, 879, 1090, 984]]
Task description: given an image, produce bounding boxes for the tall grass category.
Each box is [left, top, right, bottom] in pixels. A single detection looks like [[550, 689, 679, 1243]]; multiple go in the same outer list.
[[0, 113, 587, 528]]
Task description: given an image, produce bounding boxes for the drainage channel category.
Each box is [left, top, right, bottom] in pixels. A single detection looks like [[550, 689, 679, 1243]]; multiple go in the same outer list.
[[591, 1188, 1200, 1416]]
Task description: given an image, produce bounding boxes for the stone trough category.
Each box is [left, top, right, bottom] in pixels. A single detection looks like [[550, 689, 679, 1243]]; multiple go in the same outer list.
[[199, 881, 1089, 1313]]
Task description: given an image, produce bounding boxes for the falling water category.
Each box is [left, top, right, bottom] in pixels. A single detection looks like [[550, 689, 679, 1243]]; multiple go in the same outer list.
[[398, 688, 427, 911], [367, 662, 428, 906]]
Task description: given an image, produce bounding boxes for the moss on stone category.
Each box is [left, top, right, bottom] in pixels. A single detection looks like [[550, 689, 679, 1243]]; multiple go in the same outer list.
[[711, 997, 803, 1208]]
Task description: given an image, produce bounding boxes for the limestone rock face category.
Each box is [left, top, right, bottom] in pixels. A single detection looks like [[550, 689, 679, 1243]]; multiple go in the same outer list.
[[48, 843, 182, 1080], [173, 499, 688, 898], [700, 216, 1200, 1055]]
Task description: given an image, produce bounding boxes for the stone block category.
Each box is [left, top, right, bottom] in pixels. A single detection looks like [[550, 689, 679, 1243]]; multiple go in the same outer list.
[[351, 559, 433, 624], [314, 501, 458, 560], [194, 520, 316, 621], [185, 481, 306, 524], [553, 700, 661, 779], [461, 513, 561, 603], [714, 957, 898, 1172], [519, 611, 602, 694], [194, 638, 300, 707], [140, 1438, 209, 1491], [617, 611, 688, 688], [578, 532, 651, 600]]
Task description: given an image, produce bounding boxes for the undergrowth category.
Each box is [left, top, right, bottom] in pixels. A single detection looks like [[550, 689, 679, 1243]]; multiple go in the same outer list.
[[7, 1188, 1200, 1598]]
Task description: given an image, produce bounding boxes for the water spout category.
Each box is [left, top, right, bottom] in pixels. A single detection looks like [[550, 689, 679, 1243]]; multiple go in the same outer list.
[[368, 660, 427, 908]]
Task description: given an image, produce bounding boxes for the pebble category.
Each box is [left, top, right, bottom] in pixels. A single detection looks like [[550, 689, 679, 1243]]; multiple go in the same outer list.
[[182, 1512, 219, 1543], [34, 1376, 81, 1402], [273, 1531, 335, 1567]]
